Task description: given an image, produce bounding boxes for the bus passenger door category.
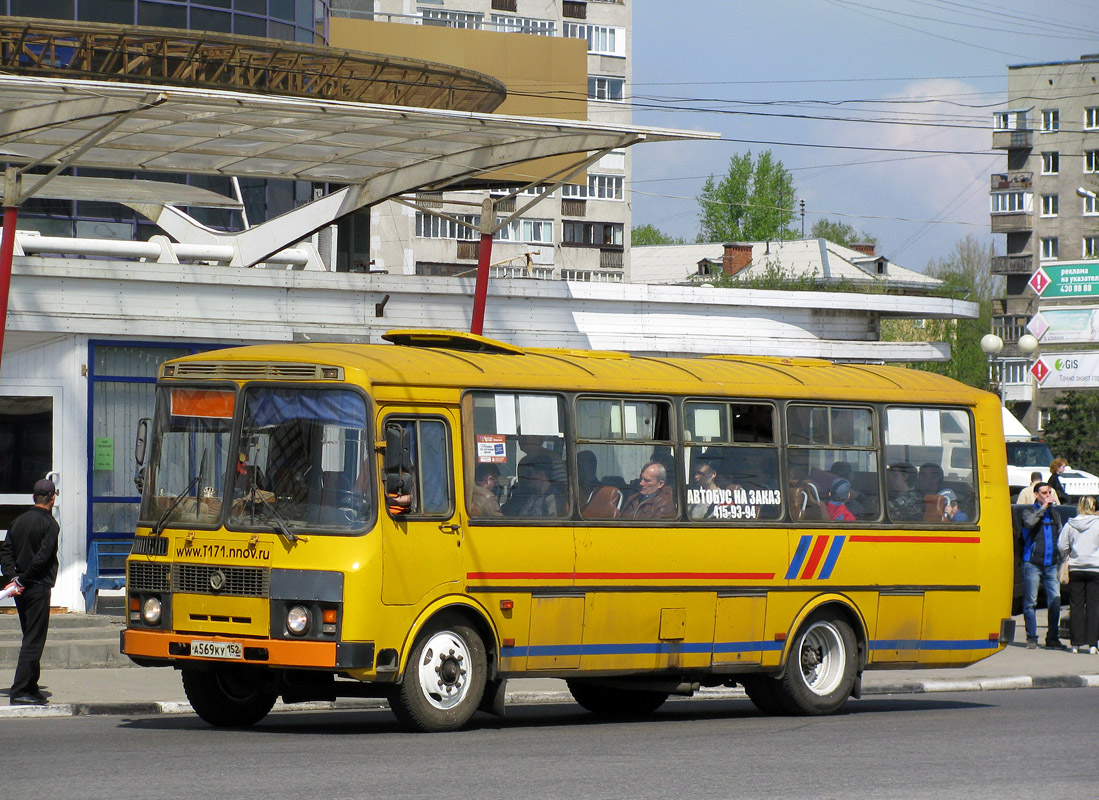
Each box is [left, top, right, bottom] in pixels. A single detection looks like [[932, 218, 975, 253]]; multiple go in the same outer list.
[[379, 412, 462, 606]]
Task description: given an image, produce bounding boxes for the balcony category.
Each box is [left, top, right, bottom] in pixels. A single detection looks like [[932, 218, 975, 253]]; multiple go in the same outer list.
[[990, 212, 1032, 233], [993, 297, 1037, 316], [992, 129, 1033, 150], [991, 253, 1034, 274], [990, 172, 1033, 191]]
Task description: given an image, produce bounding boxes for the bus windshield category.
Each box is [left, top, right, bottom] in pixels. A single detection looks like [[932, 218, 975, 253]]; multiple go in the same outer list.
[[142, 387, 235, 529], [229, 386, 372, 534]]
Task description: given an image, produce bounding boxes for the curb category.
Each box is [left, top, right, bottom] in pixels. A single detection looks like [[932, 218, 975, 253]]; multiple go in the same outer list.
[[2, 674, 1097, 719]]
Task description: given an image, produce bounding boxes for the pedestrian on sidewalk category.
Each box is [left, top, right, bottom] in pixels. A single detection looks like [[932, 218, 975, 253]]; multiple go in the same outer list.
[[1058, 495, 1099, 654], [1020, 482, 1066, 650], [0, 479, 60, 705]]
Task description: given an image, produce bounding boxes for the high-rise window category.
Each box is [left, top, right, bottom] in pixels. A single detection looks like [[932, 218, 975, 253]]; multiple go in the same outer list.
[[1041, 109, 1059, 132], [1041, 194, 1059, 217], [1086, 107, 1099, 130], [1040, 237, 1059, 260], [1041, 152, 1060, 174]]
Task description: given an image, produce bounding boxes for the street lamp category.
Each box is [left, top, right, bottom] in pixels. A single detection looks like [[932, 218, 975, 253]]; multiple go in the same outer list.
[[980, 334, 1004, 396], [1077, 186, 1098, 200], [980, 332, 1040, 400]]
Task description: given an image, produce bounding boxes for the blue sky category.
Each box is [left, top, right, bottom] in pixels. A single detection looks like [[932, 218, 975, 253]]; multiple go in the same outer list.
[[629, 0, 1099, 269]]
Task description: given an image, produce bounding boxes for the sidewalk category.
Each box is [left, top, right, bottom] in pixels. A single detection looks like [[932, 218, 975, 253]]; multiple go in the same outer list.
[[2, 617, 1096, 719]]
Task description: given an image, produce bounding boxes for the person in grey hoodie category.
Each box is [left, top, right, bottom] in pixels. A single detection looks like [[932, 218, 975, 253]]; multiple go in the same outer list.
[[1058, 496, 1099, 654]]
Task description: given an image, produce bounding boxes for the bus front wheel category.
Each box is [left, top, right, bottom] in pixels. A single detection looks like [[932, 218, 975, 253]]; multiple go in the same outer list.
[[778, 613, 858, 716], [566, 680, 669, 716], [391, 622, 487, 732], [181, 666, 277, 727]]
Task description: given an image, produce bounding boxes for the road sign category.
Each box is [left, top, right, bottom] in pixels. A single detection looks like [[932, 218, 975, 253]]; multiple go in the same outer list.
[[1028, 261, 1099, 298], [1031, 358, 1050, 383]]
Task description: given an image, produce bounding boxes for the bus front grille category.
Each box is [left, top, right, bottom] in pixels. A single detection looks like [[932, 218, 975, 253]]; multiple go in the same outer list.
[[129, 561, 171, 592], [172, 564, 270, 597]]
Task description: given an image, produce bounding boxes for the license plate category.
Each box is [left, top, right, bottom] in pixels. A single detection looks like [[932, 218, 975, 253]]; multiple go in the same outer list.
[[190, 640, 243, 660]]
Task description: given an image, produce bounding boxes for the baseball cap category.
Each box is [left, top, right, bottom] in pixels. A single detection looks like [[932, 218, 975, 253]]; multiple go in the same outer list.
[[829, 479, 852, 503], [33, 478, 56, 497]]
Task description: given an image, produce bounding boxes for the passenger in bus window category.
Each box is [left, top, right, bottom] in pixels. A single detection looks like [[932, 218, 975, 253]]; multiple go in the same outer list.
[[938, 489, 969, 523], [577, 450, 600, 503], [917, 463, 945, 495], [470, 463, 503, 517], [886, 462, 923, 521], [688, 457, 724, 520], [825, 479, 856, 522], [502, 455, 563, 517], [621, 462, 676, 520]]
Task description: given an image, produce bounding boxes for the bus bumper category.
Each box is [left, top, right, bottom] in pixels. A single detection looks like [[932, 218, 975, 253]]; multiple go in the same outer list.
[[121, 628, 375, 670]]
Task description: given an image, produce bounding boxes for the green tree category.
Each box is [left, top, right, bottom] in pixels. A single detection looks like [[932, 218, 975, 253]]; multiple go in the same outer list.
[[1043, 391, 1099, 475], [697, 150, 796, 242], [897, 235, 1003, 389], [632, 223, 684, 246], [810, 218, 879, 249]]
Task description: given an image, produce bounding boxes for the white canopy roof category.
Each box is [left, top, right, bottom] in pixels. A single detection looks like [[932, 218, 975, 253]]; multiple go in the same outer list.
[[0, 75, 713, 264]]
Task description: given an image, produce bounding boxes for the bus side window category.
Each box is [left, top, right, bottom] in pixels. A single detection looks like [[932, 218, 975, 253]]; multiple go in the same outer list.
[[383, 417, 453, 517]]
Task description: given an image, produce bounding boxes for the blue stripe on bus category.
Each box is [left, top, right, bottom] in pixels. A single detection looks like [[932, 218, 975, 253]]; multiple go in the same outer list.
[[817, 535, 846, 579], [785, 535, 813, 579], [500, 638, 999, 660]]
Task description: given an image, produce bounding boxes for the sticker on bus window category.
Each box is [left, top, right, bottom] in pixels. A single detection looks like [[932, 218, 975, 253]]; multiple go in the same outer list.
[[476, 434, 507, 463], [170, 389, 235, 419]]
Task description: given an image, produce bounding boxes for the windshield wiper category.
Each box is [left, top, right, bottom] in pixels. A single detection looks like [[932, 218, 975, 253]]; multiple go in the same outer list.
[[153, 447, 208, 536], [250, 490, 301, 544], [153, 475, 200, 536]]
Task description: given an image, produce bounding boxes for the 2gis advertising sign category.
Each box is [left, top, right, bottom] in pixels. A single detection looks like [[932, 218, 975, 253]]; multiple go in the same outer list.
[[1031, 352, 1099, 388]]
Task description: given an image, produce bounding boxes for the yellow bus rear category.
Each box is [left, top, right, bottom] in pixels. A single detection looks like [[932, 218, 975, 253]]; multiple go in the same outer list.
[[122, 330, 1014, 731]]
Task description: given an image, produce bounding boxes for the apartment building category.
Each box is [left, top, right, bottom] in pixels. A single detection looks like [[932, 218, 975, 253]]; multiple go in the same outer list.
[[331, 0, 633, 281], [990, 54, 1099, 429]]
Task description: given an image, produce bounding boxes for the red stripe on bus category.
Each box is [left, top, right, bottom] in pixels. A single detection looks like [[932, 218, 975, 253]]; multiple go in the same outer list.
[[466, 572, 776, 581], [848, 535, 981, 544], [800, 536, 830, 580]]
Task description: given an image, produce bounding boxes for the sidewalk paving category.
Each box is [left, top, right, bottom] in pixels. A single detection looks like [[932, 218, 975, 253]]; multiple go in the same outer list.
[[2, 616, 1096, 719]]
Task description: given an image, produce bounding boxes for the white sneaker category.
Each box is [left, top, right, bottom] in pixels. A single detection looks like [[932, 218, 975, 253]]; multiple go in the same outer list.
[[1090, 646, 1098, 655], [1072, 646, 1079, 654]]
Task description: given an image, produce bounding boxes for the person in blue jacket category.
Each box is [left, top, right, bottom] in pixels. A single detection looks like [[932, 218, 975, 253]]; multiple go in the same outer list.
[[1020, 482, 1065, 650]]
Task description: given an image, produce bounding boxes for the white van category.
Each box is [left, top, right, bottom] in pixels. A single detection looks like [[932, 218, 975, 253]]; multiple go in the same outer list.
[[1003, 408, 1099, 499]]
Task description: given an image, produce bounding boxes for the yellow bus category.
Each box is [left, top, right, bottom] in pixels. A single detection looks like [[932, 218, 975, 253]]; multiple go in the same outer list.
[[122, 330, 1014, 731]]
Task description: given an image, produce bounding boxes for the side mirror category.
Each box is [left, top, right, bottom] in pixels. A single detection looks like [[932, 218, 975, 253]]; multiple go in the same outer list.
[[384, 423, 414, 514], [135, 418, 150, 467]]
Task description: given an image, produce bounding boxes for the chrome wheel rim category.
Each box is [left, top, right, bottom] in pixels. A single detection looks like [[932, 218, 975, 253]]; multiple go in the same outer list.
[[798, 621, 846, 696], [415, 631, 472, 711]]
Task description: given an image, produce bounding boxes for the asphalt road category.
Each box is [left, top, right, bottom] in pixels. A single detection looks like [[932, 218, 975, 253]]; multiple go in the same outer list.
[[1, 689, 1092, 799]]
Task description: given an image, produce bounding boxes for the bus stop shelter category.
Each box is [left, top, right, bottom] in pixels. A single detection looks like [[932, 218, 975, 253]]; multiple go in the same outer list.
[[0, 73, 713, 359]]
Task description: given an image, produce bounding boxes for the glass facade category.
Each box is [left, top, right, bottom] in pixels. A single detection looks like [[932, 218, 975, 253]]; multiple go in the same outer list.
[[4, 0, 327, 43], [7, 2, 329, 240]]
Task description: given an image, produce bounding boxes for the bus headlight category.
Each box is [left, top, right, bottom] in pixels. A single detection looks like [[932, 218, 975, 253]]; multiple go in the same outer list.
[[142, 596, 162, 625], [287, 605, 311, 636]]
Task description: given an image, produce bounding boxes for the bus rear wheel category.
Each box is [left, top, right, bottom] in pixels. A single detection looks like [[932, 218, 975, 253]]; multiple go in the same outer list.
[[391, 622, 487, 732], [778, 612, 858, 716], [566, 680, 669, 716], [181, 666, 277, 727]]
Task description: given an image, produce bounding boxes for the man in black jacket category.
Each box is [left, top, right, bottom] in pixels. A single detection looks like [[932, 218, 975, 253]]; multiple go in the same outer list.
[[0, 479, 60, 705]]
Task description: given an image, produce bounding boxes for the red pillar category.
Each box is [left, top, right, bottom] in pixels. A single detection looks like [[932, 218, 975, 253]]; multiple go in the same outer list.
[[0, 206, 18, 373], [470, 231, 494, 336]]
